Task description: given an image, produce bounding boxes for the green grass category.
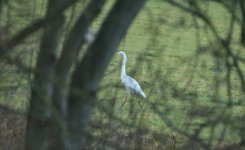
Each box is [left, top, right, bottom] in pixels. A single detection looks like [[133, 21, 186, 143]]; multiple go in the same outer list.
[[1, 0, 245, 149], [98, 0, 245, 148]]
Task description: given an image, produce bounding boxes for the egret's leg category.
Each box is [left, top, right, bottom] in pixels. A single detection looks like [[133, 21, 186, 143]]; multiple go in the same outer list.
[[120, 97, 128, 109], [136, 98, 142, 109]]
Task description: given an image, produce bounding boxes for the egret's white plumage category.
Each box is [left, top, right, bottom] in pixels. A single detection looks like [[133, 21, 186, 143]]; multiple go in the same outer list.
[[118, 51, 146, 99]]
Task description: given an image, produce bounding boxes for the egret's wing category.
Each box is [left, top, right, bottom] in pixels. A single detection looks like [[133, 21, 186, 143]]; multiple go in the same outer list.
[[123, 76, 146, 98]]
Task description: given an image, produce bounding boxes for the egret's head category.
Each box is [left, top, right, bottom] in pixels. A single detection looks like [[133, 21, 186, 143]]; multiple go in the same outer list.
[[118, 51, 126, 57]]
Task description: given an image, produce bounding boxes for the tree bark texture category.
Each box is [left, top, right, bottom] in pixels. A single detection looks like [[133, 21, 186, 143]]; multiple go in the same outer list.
[[240, 0, 245, 46], [53, 0, 106, 121], [53, 0, 106, 148], [0, 0, 79, 58], [67, 0, 146, 149], [25, 0, 66, 149]]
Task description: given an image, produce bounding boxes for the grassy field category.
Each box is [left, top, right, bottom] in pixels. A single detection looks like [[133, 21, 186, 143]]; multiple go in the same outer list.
[[96, 1, 245, 149], [0, 0, 245, 149]]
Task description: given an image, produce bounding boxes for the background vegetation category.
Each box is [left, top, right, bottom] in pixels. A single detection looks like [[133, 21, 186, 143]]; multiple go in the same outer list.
[[0, 0, 245, 149]]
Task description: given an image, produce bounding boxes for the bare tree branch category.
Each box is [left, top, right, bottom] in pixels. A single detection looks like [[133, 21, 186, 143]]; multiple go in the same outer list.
[[53, 0, 106, 119], [166, 0, 245, 94], [0, 0, 79, 58], [240, 0, 245, 46]]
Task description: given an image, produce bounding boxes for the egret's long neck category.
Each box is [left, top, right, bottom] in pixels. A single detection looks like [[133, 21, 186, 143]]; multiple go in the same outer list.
[[121, 54, 127, 79]]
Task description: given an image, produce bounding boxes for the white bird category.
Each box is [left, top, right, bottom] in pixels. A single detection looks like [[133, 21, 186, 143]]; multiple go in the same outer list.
[[118, 51, 146, 109]]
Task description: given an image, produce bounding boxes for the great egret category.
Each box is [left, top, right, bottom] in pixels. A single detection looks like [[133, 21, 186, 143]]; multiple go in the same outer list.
[[118, 51, 146, 109]]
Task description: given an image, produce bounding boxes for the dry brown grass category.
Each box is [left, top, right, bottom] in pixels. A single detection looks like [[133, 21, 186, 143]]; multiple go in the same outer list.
[[0, 105, 26, 150]]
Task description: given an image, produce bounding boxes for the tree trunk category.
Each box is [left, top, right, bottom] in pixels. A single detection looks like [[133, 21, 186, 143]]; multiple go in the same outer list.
[[25, 0, 65, 149], [53, 0, 106, 148], [53, 0, 106, 121], [67, 0, 146, 149], [240, 0, 245, 46]]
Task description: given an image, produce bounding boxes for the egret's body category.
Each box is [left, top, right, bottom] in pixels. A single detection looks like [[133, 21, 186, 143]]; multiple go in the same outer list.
[[118, 51, 146, 108], [121, 75, 146, 98]]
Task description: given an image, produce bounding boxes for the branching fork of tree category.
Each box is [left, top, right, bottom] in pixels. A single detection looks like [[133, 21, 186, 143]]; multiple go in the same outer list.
[[1, 0, 146, 149], [1, 0, 245, 149]]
